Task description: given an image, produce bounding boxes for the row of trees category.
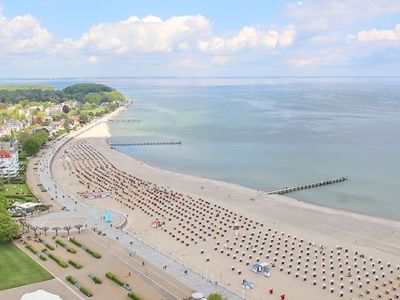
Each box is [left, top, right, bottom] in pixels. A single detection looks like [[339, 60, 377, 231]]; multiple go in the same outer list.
[[22, 130, 49, 156], [0, 83, 124, 105]]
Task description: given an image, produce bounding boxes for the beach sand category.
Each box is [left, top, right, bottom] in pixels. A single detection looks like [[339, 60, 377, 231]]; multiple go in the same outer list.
[[52, 116, 400, 300]]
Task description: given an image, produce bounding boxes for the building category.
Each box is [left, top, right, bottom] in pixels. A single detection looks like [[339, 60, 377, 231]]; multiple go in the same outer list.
[[0, 119, 24, 137], [0, 140, 20, 178]]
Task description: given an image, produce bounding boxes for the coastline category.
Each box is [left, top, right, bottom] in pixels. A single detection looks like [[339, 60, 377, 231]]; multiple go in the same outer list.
[[50, 104, 400, 299]]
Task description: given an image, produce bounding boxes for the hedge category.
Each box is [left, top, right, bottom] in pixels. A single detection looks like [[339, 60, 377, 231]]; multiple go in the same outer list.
[[48, 253, 68, 268], [79, 286, 93, 297], [66, 276, 93, 297], [68, 259, 82, 269], [105, 272, 124, 286], [39, 254, 47, 261], [56, 239, 77, 253], [39, 238, 55, 250], [70, 238, 101, 259], [88, 273, 102, 284], [25, 244, 37, 254], [128, 292, 141, 300], [66, 275, 77, 285]]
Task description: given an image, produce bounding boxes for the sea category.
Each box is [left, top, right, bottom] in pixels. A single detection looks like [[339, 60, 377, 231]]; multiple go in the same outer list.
[[3, 77, 400, 220]]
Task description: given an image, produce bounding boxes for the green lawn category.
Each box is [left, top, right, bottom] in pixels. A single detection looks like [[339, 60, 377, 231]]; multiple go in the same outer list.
[[0, 241, 53, 291]]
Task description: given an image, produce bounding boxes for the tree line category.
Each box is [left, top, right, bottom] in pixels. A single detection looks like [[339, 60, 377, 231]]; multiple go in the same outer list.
[[0, 83, 125, 105]]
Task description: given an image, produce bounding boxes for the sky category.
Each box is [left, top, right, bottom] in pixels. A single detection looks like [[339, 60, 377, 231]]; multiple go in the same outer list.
[[0, 0, 400, 78]]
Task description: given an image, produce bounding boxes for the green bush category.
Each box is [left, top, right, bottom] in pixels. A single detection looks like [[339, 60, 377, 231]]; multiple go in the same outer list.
[[127, 292, 141, 300], [45, 243, 55, 250], [38, 238, 55, 250], [69, 238, 82, 247], [48, 253, 68, 268], [25, 244, 37, 254], [55, 239, 66, 247], [70, 238, 101, 258], [68, 259, 82, 269], [66, 275, 93, 297], [92, 276, 102, 284], [87, 248, 101, 258], [105, 272, 124, 286], [57, 239, 76, 253], [39, 254, 47, 261], [79, 286, 93, 297], [68, 247, 77, 254], [66, 275, 77, 285]]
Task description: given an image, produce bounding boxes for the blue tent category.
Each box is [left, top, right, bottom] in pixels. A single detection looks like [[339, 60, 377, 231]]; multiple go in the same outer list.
[[105, 210, 111, 222]]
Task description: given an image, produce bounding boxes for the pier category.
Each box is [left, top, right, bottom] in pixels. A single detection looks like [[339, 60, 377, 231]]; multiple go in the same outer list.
[[109, 118, 141, 123], [266, 176, 348, 195], [108, 140, 182, 147]]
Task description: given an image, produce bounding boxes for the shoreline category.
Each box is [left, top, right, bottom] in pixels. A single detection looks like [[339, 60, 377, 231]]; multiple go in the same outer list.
[[106, 128, 400, 230], [50, 103, 400, 299]]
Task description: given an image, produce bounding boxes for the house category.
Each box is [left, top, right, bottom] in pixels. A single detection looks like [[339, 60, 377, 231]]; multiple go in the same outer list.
[[4, 119, 24, 133], [0, 141, 19, 178], [45, 104, 63, 115]]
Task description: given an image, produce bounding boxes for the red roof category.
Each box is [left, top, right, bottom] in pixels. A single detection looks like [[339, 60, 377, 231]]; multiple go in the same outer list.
[[0, 149, 12, 158]]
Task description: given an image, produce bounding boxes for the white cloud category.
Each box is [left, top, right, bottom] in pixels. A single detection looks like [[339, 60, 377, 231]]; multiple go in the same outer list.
[[56, 15, 211, 54], [0, 10, 52, 53], [87, 55, 100, 63], [198, 26, 295, 53], [211, 55, 231, 65], [289, 50, 348, 67], [286, 0, 400, 30], [348, 24, 400, 42]]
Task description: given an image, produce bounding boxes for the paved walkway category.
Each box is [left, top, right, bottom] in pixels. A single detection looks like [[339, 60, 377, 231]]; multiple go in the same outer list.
[[33, 112, 242, 300]]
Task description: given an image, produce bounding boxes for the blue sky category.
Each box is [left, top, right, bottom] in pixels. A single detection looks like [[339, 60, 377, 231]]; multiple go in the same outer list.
[[0, 0, 399, 77]]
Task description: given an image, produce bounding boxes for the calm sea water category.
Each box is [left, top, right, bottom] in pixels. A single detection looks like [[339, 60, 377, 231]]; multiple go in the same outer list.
[[4, 78, 400, 220]]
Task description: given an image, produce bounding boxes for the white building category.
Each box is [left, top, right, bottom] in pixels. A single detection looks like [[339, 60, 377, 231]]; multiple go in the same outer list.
[[0, 141, 19, 178], [0, 149, 19, 178]]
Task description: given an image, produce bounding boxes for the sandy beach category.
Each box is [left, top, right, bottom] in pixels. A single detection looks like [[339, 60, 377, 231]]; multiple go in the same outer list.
[[51, 109, 400, 300]]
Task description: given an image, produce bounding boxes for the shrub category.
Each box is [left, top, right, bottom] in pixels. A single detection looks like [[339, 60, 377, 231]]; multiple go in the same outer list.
[[66, 275, 93, 297], [56, 239, 76, 253], [66, 275, 77, 285], [86, 248, 101, 258], [93, 276, 102, 284], [38, 238, 56, 250], [88, 273, 102, 284], [127, 292, 141, 300], [45, 243, 55, 250], [70, 238, 101, 258], [39, 254, 47, 261], [25, 244, 37, 254], [105, 272, 124, 286], [68, 259, 82, 269], [48, 253, 68, 268], [69, 238, 82, 247], [79, 286, 93, 297], [56, 239, 66, 247]]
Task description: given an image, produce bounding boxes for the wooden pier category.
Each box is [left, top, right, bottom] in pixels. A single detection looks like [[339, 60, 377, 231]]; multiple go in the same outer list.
[[266, 176, 348, 195], [108, 140, 182, 147], [109, 118, 141, 123]]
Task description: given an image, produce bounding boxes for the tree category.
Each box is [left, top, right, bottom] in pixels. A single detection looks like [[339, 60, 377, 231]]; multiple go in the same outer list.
[[52, 226, 61, 236], [64, 225, 72, 235], [42, 226, 49, 236], [62, 105, 70, 113], [0, 211, 19, 241], [207, 294, 226, 300], [74, 224, 83, 234], [22, 136, 41, 156], [79, 113, 90, 124]]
